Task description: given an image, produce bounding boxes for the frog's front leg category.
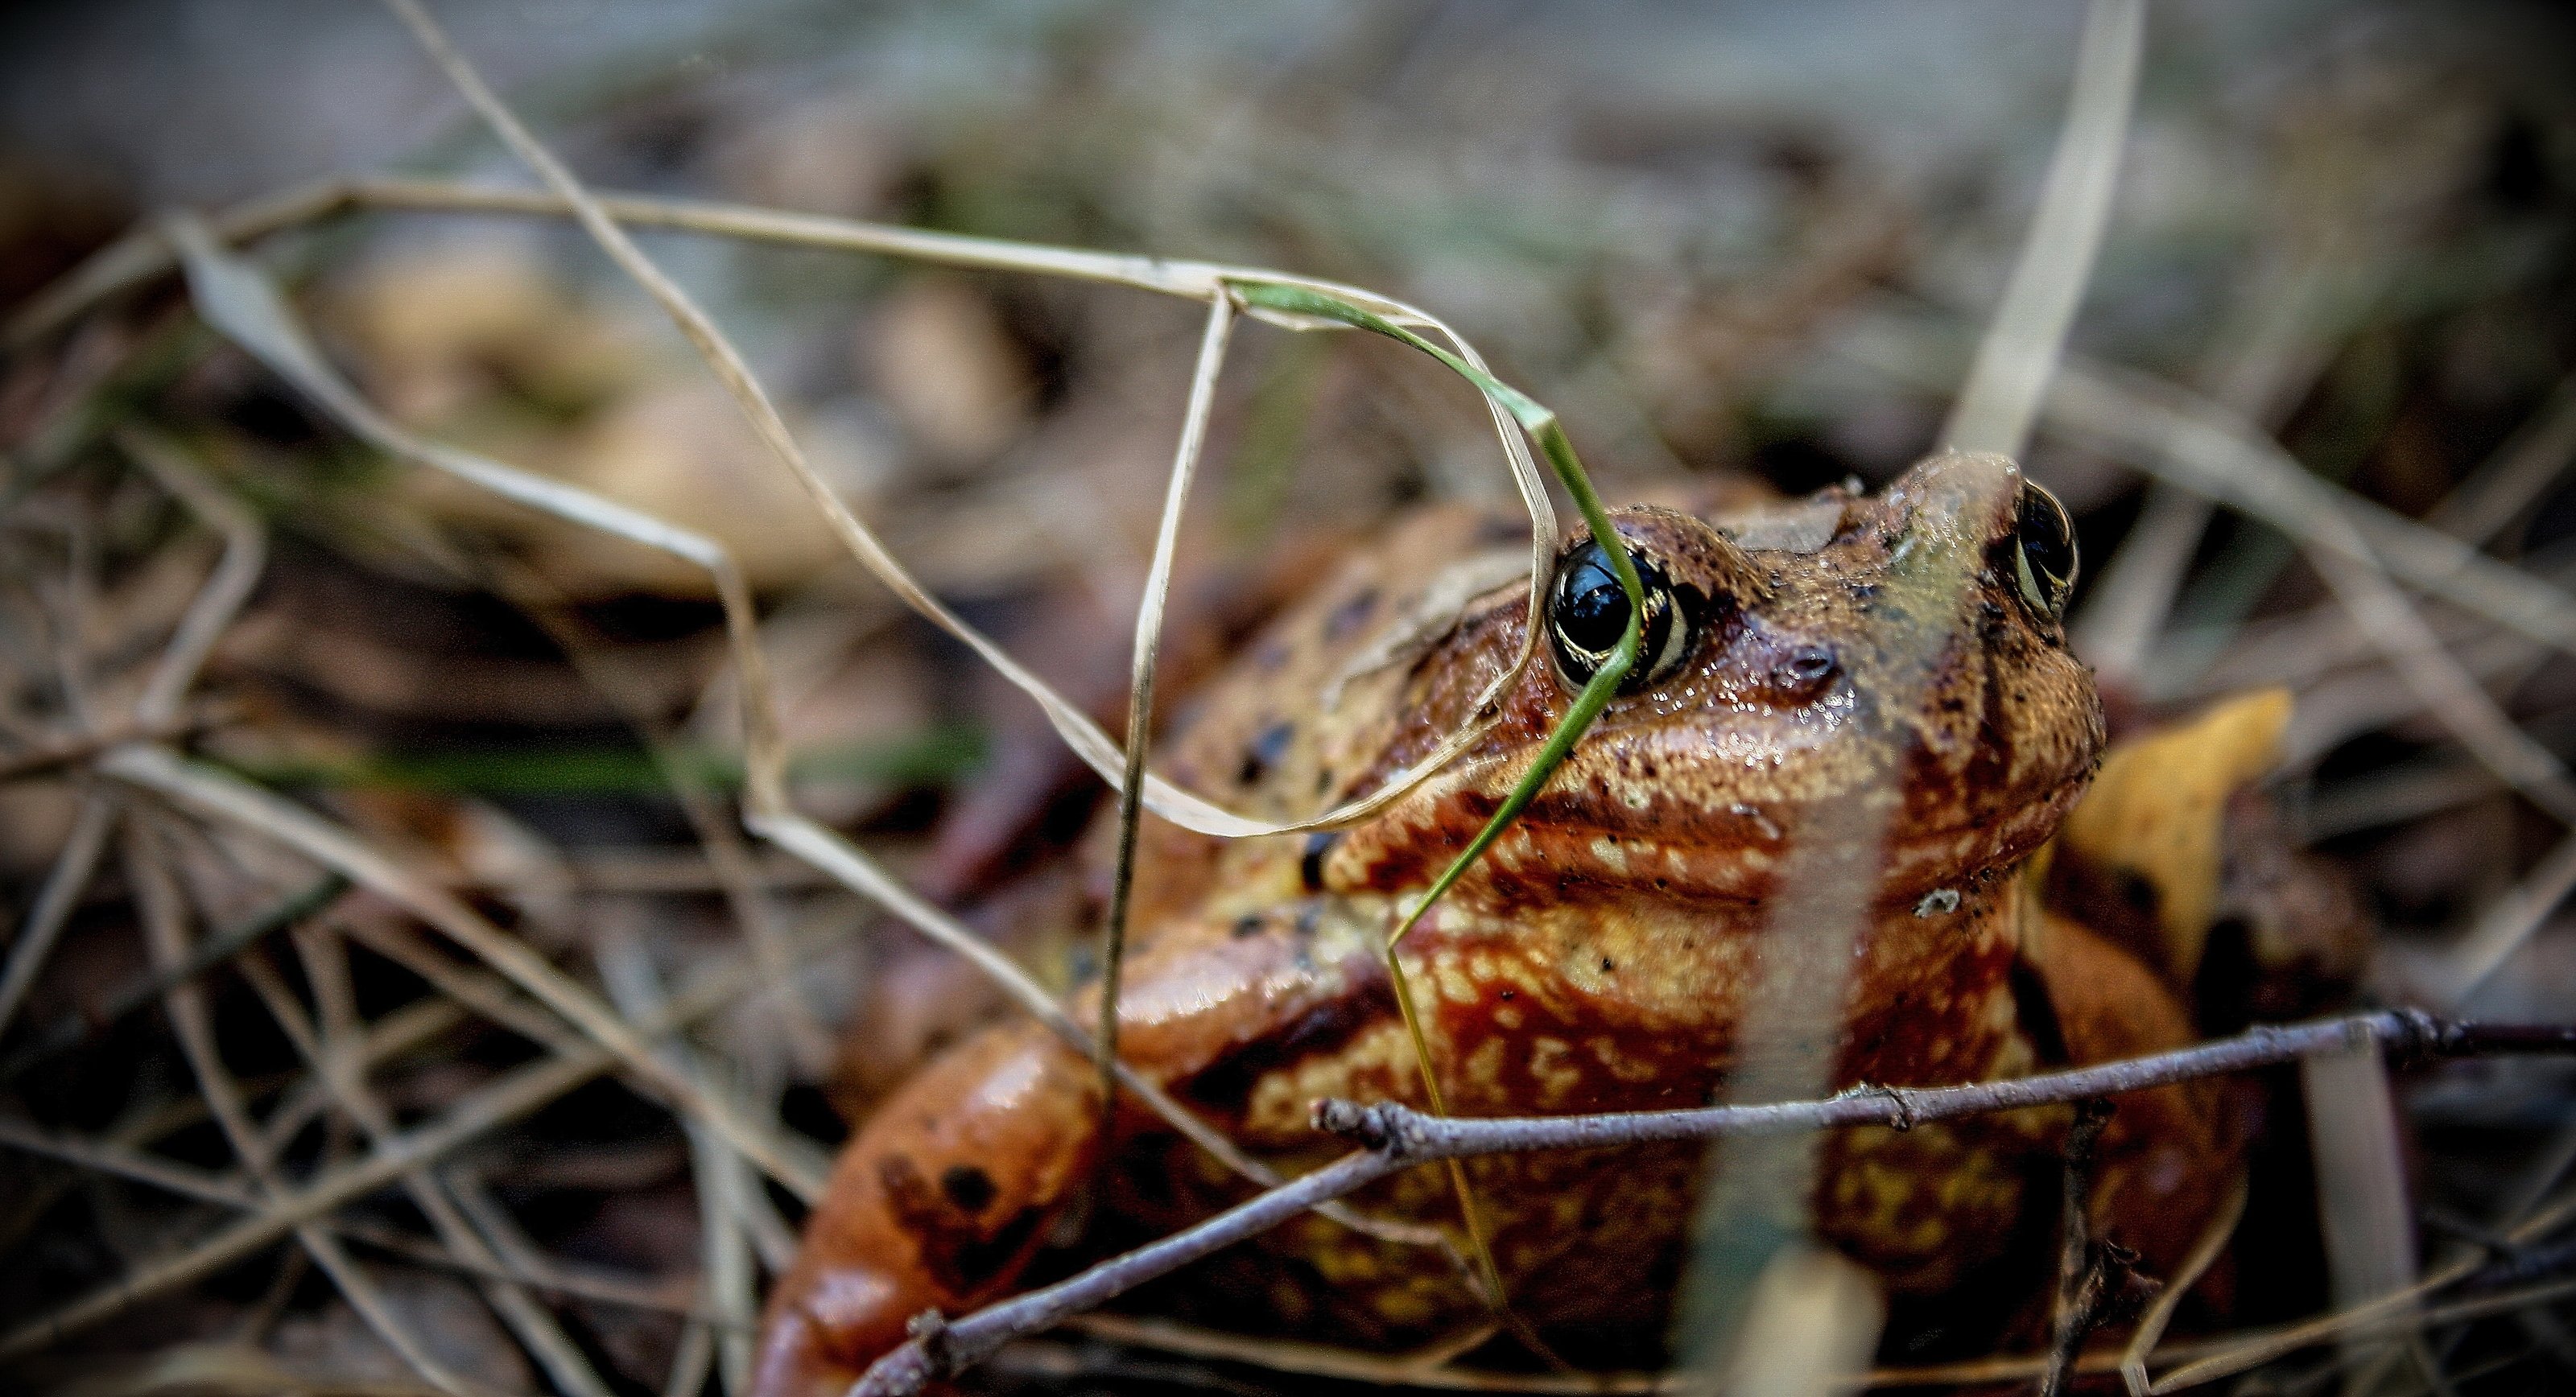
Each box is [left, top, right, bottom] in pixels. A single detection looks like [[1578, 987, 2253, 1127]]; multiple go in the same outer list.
[[753, 906, 1376, 1397], [750, 1020, 1100, 1397]]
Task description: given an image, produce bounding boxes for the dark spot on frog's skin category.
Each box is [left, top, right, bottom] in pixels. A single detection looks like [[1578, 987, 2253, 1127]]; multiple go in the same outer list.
[[1323, 587, 1381, 641], [1301, 831, 1340, 892], [1600, 957, 1616, 974], [1238, 719, 1297, 786], [881, 1154, 1047, 1292], [1315, 766, 1335, 797], [1232, 913, 1265, 940], [949, 1205, 1046, 1291], [940, 1164, 997, 1214], [1499, 988, 1516, 1001]]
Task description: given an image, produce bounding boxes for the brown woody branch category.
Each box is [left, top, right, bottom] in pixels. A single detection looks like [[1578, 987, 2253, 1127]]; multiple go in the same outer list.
[[847, 1009, 2576, 1397]]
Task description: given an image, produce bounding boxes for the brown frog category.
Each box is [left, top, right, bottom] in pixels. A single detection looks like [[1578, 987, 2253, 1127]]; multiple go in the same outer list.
[[752, 452, 2240, 1395]]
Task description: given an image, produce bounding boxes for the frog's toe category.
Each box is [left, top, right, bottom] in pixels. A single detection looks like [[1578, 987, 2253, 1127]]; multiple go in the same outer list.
[[749, 1278, 879, 1397]]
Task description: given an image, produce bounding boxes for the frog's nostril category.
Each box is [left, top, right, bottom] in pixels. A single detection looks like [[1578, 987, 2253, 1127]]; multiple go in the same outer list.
[[1780, 645, 1839, 693]]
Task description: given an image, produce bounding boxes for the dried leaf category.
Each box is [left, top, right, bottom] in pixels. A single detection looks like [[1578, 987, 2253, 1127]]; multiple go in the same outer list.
[[2054, 687, 2294, 985]]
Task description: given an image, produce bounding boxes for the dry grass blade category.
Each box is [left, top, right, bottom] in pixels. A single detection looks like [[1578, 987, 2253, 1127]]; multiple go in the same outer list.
[[2300, 1042, 2419, 1393], [1850, 316, 2576, 659], [2426, 370, 2576, 546], [2301, 546, 2576, 826], [112, 428, 267, 726], [100, 740, 833, 1204], [2438, 830, 2576, 1006], [0, 911, 825, 1361], [196, 52, 1552, 840], [262, 910, 618, 1397], [2144, 1190, 2576, 1392], [1682, 6, 2143, 1377], [1097, 294, 1235, 1153], [2121, 1173, 2249, 1396], [121, 822, 480, 1397], [1940, 0, 2144, 459], [2049, 361, 2576, 659], [383, 0, 1276, 841], [148, 68, 1472, 1249], [2073, 247, 2349, 680], [599, 928, 759, 1396], [0, 789, 116, 1037], [2, 422, 270, 1040], [4, 1110, 706, 1323], [40, 167, 1568, 838]]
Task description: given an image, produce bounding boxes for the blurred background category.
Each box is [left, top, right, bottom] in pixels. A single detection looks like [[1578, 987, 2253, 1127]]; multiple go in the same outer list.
[[3, 1, 2574, 1393]]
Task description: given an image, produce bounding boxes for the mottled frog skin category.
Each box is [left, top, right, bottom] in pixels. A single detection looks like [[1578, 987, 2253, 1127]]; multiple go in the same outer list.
[[752, 453, 2238, 1395]]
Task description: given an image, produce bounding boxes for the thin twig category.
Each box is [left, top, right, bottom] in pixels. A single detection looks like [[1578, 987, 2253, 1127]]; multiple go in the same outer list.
[[844, 1011, 2576, 1395], [2041, 1100, 2125, 1397]]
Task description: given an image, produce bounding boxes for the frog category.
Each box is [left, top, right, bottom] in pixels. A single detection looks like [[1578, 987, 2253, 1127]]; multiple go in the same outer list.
[[750, 451, 2242, 1396]]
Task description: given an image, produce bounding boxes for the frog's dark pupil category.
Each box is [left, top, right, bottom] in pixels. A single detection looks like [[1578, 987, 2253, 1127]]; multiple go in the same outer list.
[[2016, 483, 2076, 591], [1556, 550, 1630, 653], [1548, 539, 1682, 693]]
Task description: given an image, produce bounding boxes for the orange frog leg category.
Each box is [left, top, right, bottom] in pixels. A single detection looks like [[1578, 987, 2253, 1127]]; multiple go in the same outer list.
[[2032, 911, 2248, 1284], [753, 912, 1375, 1397], [752, 1020, 1100, 1397]]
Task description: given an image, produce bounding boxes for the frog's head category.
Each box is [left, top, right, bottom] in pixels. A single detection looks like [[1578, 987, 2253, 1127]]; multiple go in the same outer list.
[[1334, 452, 2103, 909]]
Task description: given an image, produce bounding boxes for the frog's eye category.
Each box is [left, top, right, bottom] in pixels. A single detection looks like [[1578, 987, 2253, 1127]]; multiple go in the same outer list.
[[2012, 480, 2078, 620], [1548, 539, 1695, 694]]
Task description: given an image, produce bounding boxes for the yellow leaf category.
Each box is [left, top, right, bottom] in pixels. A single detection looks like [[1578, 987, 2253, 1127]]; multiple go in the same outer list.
[[2054, 688, 2293, 984]]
